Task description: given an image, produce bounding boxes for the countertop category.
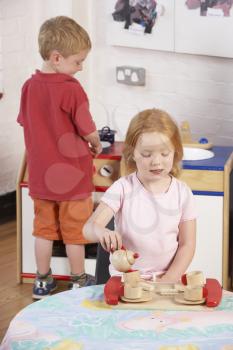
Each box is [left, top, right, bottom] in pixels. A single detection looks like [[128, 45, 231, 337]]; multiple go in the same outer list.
[[98, 142, 233, 171], [182, 146, 233, 171]]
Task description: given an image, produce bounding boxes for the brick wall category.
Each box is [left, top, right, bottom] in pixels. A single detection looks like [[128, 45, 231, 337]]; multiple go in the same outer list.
[[0, 0, 73, 195], [0, 0, 233, 195]]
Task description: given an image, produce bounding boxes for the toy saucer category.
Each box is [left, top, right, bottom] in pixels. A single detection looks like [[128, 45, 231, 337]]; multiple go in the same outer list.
[[121, 292, 152, 303], [175, 294, 205, 305]]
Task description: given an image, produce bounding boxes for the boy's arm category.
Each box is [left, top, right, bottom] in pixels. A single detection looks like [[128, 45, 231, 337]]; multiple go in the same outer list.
[[83, 201, 122, 252], [83, 130, 102, 156], [17, 83, 28, 126], [157, 219, 196, 283]]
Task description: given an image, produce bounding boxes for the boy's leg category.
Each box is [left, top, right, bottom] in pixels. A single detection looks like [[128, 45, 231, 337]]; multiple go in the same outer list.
[[33, 237, 57, 300], [32, 199, 60, 299], [66, 243, 95, 288], [59, 197, 95, 289], [35, 236, 53, 275], [66, 243, 85, 275]]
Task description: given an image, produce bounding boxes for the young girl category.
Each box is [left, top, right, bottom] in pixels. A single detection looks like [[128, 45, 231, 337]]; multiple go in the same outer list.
[[83, 109, 196, 283]]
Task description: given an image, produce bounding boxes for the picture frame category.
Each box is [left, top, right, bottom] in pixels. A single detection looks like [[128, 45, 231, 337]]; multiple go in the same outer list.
[[106, 0, 233, 58], [106, 0, 175, 52], [175, 0, 233, 58]]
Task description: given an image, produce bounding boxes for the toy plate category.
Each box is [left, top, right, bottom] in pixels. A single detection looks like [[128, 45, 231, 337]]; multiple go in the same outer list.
[[121, 292, 152, 303], [175, 295, 205, 305]]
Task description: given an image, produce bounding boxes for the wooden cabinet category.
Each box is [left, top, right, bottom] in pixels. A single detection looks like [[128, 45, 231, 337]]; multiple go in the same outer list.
[[188, 195, 223, 283], [179, 147, 233, 289], [17, 144, 233, 289]]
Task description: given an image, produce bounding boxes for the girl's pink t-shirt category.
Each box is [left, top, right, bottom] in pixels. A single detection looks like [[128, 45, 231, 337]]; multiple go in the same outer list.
[[101, 172, 197, 278]]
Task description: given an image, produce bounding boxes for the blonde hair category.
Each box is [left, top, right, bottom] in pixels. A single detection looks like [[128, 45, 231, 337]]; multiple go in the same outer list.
[[123, 108, 183, 177], [38, 16, 91, 60]]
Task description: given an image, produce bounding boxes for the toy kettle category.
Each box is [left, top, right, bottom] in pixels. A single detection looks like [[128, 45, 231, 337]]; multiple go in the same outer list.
[[98, 126, 116, 144], [111, 247, 139, 272]]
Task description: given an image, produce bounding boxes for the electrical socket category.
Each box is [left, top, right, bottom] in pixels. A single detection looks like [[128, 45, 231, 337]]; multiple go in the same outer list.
[[116, 66, 146, 86]]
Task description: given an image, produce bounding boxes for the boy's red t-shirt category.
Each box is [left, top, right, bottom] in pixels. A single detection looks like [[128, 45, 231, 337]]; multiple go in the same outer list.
[[18, 70, 97, 201]]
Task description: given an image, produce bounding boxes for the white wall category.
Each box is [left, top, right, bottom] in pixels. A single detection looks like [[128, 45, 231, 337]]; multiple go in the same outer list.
[[0, 6, 3, 94], [89, 1, 233, 145], [0, 0, 233, 195], [0, 0, 73, 195]]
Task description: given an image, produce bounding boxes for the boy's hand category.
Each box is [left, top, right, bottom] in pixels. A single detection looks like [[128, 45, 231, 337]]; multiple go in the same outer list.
[[90, 143, 102, 157], [98, 229, 122, 252]]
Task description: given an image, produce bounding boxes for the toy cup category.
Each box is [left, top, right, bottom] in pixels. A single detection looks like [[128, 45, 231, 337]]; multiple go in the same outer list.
[[184, 285, 207, 302], [124, 283, 142, 299], [123, 270, 141, 287], [182, 271, 206, 287]]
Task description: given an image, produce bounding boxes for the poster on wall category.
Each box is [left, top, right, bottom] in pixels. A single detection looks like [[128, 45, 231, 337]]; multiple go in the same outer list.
[[175, 0, 233, 58], [106, 0, 175, 51]]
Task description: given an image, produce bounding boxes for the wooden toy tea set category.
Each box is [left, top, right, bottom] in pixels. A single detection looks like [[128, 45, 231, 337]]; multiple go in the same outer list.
[[104, 247, 222, 309]]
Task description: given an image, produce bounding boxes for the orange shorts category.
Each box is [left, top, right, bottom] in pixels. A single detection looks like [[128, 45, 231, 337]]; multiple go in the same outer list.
[[33, 197, 93, 244]]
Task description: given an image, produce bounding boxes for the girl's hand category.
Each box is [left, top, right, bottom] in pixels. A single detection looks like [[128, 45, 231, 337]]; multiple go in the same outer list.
[[99, 230, 122, 252], [156, 273, 179, 284]]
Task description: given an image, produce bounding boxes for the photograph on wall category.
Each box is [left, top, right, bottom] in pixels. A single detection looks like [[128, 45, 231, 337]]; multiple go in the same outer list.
[[112, 0, 158, 35], [175, 0, 233, 58], [185, 0, 233, 17], [106, 0, 175, 51]]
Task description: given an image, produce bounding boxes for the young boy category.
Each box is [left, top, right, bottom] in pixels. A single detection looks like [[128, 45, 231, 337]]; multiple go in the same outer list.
[[17, 16, 102, 299]]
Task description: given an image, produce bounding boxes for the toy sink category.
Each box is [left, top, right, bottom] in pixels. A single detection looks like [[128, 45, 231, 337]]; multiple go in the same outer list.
[[183, 147, 214, 161]]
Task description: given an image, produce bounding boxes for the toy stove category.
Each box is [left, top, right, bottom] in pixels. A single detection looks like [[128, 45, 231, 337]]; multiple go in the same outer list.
[[17, 142, 123, 282]]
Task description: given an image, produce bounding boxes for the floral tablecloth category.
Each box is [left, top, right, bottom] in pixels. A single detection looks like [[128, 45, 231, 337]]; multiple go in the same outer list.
[[1, 285, 233, 350]]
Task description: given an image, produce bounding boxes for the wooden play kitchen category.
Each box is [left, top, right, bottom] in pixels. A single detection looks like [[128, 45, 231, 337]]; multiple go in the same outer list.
[[17, 142, 233, 290], [93, 142, 233, 290]]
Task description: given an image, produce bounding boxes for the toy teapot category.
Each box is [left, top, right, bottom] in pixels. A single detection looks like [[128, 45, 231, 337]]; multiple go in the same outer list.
[[111, 247, 139, 272], [104, 247, 154, 305]]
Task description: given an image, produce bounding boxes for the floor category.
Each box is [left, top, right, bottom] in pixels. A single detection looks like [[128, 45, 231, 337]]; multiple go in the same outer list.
[[0, 220, 66, 342]]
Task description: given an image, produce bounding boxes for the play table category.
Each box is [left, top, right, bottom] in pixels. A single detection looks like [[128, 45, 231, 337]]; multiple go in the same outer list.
[[1, 284, 233, 350]]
